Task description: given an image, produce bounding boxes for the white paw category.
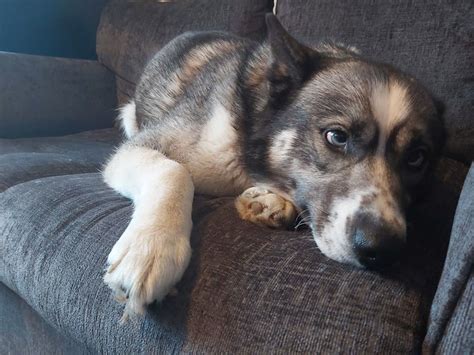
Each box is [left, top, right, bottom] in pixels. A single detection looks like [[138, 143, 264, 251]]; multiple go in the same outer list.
[[235, 186, 297, 229], [104, 222, 191, 322]]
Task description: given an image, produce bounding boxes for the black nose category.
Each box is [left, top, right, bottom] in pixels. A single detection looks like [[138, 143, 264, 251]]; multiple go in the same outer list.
[[352, 214, 405, 269]]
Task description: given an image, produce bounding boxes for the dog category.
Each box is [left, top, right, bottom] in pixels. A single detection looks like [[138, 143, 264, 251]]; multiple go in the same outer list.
[[102, 14, 444, 320]]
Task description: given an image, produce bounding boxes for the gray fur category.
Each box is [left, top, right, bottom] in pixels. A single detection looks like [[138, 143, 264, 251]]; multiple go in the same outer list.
[[116, 16, 444, 268]]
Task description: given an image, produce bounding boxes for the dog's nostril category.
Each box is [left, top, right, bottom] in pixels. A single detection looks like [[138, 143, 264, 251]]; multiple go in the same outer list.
[[365, 251, 377, 260], [353, 228, 405, 269]]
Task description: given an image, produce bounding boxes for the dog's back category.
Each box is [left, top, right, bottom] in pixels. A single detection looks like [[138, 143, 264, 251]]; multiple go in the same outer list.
[[120, 32, 247, 137], [119, 31, 259, 195]]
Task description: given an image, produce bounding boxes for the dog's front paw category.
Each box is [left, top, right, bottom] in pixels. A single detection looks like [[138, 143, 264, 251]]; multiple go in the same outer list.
[[104, 223, 191, 322], [235, 186, 297, 229]]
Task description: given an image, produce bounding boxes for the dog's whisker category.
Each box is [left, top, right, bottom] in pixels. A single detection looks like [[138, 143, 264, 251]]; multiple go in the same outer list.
[[294, 220, 307, 230], [295, 209, 310, 220], [294, 217, 312, 230]]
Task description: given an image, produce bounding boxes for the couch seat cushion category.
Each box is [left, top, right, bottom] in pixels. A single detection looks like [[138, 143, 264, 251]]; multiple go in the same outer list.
[[0, 158, 466, 352], [0, 128, 121, 192]]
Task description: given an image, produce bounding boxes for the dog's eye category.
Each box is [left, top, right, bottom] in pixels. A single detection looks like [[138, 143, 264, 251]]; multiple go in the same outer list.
[[406, 149, 426, 169], [325, 130, 348, 147]]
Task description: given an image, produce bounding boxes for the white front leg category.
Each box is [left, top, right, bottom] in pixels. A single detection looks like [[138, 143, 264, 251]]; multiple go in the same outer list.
[[103, 145, 194, 321]]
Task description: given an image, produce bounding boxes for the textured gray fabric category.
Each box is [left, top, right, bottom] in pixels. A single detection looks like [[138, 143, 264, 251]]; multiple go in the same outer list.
[[437, 274, 473, 354], [276, 0, 474, 162], [0, 128, 121, 154], [423, 163, 474, 354], [1, 1, 472, 350], [0, 128, 121, 192], [1, 174, 190, 353], [0, 157, 467, 353], [96, 0, 273, 103], [0, 283, 90, 354], [0, 52, 117, 138]]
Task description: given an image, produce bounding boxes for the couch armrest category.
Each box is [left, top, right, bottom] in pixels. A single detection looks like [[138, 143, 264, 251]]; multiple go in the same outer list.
[[0, 52, 117, 138], [423, 162, 474, 354]]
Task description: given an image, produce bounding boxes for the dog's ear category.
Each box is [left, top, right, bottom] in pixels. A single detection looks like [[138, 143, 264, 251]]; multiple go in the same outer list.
[[265, 14, 318, 104]]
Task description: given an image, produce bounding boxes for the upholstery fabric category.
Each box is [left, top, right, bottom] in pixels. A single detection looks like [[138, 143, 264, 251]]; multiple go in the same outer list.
[[0, 158, 467, 353], [0, 283, 89, 354], [276, 0, 474, 162], [0, 128, 121, 192], [96, 0, 273, 103], [0, 52, 117, 139], [423, 163, 474, 354], [0, 128, 119, 354], [1, 1, 472, 352], [437, 274, 473, 353]]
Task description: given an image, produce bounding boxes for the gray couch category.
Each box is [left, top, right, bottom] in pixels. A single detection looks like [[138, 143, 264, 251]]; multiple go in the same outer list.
[[1, 1, 472, 353]]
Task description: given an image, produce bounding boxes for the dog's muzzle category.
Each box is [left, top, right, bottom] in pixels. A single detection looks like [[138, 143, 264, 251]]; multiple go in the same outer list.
[[351, 212, 406, 269]]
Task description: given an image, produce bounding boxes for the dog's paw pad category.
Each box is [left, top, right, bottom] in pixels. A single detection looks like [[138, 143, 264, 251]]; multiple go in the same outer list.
[[235, 187, 297, 229], [249, 201, 264, 214]]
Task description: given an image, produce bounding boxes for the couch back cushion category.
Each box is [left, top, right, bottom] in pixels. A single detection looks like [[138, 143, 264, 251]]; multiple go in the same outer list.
[[276, 0, 473, 162], [96, 0, 272, 104]]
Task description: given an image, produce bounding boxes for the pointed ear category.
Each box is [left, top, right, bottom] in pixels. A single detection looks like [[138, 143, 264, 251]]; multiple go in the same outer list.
[[265, 14, 318, 103]]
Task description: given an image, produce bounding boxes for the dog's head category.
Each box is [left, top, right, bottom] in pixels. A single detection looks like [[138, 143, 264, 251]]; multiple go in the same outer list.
[[263, 15, 445, 268]]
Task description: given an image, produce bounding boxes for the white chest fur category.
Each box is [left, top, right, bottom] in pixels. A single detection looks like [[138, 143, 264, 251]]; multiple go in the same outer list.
[[184, 102, 252, 196]]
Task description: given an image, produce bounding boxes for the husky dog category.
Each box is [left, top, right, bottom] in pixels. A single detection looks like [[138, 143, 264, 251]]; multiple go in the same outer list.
[[103, 15, 444, 319]]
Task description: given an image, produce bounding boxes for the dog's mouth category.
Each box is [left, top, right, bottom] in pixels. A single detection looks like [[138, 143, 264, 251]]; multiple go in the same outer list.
[[302, 194, 407, 270], [310, 221, 406, 269]]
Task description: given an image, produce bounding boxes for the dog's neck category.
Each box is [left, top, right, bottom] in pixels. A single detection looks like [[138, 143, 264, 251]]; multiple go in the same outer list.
[[236, 43, 297, 195]]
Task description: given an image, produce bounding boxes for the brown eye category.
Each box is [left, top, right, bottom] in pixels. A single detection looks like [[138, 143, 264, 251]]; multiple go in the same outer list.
[[325, 130, 348, 147], [406, 149, 426, 169]]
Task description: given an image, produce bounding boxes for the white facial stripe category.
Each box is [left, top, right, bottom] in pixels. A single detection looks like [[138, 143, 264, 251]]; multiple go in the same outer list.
[[315, 183, 407, 265], [269, 129, 297, 168], [315, 189, 375, 265], [371, 80, 411, 152]]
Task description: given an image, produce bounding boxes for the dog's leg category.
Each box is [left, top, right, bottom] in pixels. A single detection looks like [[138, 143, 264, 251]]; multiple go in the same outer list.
[[102, 144, 194, 321], [235, 186, 297, 229]]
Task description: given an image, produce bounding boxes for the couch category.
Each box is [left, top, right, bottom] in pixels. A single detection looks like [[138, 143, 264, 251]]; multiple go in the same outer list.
[[1, 1, 472, 353]]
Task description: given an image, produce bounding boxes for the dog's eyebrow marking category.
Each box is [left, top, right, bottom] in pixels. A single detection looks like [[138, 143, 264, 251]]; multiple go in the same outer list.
[[371, 80, 411, 153], [269, 129, 297, 168]]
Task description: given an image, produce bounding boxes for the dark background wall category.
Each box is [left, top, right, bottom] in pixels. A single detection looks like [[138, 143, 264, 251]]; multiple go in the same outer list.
[[0, 0, 108, 60]]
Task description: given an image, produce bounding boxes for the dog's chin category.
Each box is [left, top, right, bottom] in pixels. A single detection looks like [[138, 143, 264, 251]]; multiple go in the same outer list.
[[310, 227, 362, 268]]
